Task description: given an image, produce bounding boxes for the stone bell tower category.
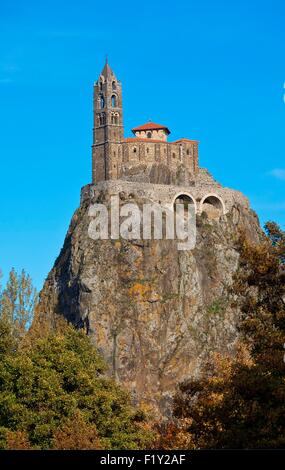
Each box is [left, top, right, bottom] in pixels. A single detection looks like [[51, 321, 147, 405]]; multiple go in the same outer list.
[[92, 60, 124, 183]]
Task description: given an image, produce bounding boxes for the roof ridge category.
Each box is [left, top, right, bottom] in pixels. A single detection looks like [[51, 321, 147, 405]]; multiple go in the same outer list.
[[132, 122, 170, 134]]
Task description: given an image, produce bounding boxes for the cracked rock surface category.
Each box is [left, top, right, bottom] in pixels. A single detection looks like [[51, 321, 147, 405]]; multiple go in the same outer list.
[[37, 190, 263, 415]]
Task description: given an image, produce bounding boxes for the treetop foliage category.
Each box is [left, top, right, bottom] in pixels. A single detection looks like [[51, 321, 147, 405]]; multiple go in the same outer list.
[[0, 321, 154, 449]]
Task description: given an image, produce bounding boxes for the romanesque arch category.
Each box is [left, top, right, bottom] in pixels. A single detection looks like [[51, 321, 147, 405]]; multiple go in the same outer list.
[[111, 95, 117, 107], [172, 192, 197, 213], [200, 193, 226, 218]]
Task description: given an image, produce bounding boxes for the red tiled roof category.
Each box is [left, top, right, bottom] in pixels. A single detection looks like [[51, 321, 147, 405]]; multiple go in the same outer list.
[[173, 138, 199, 144], [124, 137, 198, 144], [124, 137, 166, 143], [132, 122, 170, 134]]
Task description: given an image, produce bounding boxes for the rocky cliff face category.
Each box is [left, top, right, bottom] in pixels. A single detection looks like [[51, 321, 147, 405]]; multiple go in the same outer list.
[[37, 186, 263, 415], [120, 162, 195, 186]]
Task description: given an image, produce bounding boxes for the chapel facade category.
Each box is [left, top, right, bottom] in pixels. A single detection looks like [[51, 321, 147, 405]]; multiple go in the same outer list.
[[92, 61, 199, 185]]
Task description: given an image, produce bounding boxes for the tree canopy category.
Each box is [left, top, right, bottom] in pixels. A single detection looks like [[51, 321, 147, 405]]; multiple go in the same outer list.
[[0, 321, 154, 449]]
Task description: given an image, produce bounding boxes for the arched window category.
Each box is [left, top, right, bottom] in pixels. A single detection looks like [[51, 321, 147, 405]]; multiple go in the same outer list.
[[99, 113, 105, 125], [112, 81, 116, 90], [187, 149, 190, 155], [147, 131, 152, 138], [111, 114, 115, 124], [133, 147, 137, 153], [99, 81, 103, 91], [146, 148, 149, 154], [111, 95, 116, 107], [115, 114, 119, 124], [100, 95, 105, 109]]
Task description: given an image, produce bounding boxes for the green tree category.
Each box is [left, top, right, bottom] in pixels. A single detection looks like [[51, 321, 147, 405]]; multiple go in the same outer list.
[[0, 322, 154, 450], [0, 268, 38, 338], [0, 318, 16, 357]]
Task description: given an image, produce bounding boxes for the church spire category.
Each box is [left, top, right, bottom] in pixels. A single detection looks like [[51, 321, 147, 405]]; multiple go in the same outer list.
[[100, 58, 115, 81], [92, 62, 124, 183]]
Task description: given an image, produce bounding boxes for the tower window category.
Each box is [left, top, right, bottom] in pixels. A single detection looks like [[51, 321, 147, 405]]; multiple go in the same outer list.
[[172, 153, 175, 158], [111, 95, 117, 107], [147, 131, 152, 138], [100, 95, 105, 109], [146, 148, 149, 153], [187, 149, 190, 155], [112, 81, 116, 90], [133, 147, 137, 153], [99, 81, 103, 91], [99, 113, 106, 125]]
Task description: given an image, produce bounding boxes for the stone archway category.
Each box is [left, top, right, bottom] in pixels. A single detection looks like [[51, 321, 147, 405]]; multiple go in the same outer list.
[[200, 193, 226, 219], [172, 192, 197, 213]]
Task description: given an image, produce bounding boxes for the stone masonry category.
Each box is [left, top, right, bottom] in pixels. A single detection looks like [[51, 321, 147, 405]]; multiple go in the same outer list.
[[90, 60, 248, 218]]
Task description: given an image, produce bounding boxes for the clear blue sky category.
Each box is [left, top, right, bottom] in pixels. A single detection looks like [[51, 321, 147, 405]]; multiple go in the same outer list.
[[0, 0, 284, 290]]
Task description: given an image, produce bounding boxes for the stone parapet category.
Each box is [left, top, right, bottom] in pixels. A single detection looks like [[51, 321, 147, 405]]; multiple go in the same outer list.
[[81, 174, 249, 214]]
